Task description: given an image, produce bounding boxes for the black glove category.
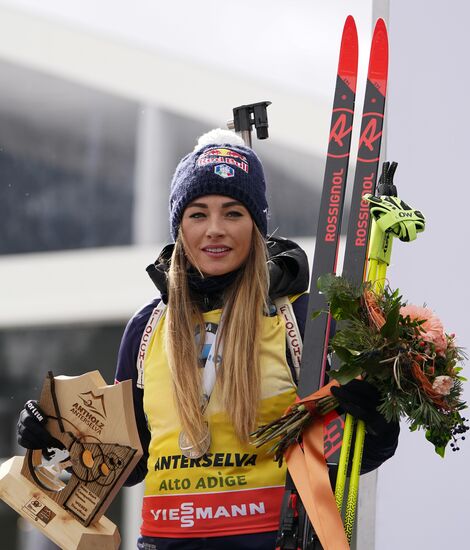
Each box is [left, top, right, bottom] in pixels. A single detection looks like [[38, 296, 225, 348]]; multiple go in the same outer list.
[[17, 400, 65, 453], [330, 379, 390, 436], [330, 379, 400, 472]]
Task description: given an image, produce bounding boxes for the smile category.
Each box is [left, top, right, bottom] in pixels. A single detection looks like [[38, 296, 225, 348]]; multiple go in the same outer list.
[[202, 247, 231, 256]]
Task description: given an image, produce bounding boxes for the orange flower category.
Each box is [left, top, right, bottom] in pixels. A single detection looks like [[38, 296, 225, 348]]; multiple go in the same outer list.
[[400, 304, 447, 354]]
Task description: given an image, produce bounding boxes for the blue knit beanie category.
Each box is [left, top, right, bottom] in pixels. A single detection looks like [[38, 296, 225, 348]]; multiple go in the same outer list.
[[169, 129, 268, 240]]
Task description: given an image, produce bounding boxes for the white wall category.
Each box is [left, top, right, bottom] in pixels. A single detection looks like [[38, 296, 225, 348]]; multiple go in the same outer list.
[[376, 1, 470, 548]]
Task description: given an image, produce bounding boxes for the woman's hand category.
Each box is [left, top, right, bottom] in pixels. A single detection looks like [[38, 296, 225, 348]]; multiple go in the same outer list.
[[330, 379, 400, 472], [330, 379, 390, 436], [17, 400, 64, 453]]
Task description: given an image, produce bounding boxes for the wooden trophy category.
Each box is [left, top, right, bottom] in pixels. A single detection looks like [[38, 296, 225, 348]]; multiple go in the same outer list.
[[0, 371, 143, 549]]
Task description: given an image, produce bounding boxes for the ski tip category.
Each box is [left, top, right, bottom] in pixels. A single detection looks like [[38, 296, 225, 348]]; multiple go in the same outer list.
[[373, 17, 387, 34], [338, 15, 359, 92], [345, 14, 356, 28], [368, 17, 389, 96]]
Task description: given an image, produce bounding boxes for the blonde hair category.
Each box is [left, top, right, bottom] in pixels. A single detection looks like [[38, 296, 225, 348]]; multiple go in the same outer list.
[[166, 225, 268, 451]]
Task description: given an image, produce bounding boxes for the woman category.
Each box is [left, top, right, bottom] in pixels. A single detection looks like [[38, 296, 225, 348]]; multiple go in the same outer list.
[[18, 129, 399, 549]]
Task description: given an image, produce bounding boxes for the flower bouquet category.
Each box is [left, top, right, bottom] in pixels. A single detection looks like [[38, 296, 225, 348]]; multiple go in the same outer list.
[[252, 274, 467, 461]]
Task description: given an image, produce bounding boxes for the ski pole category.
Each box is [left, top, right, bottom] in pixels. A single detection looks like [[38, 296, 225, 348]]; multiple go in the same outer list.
[[339, 162, 425, 541], [336, 161, 398, 536], [335, 163, 394, 539], [334, 161, 397, 505]]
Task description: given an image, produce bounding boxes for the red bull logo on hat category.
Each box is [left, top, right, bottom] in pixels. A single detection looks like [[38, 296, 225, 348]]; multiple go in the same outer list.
[[204, 148, 247, 162], [197, 148, 249, 174]]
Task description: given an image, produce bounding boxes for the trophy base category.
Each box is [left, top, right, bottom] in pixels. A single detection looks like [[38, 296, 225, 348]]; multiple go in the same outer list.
[[0, 456, 121, 550]]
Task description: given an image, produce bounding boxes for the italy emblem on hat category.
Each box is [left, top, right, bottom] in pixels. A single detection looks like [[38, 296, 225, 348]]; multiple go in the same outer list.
[[214, 164, 235, 179]]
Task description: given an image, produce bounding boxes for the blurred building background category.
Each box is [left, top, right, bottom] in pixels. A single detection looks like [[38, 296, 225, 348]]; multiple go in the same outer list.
[[0, 1, 468, 549]]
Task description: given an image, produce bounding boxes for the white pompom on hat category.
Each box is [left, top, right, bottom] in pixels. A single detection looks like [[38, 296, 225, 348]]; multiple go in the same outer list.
[[193, 128, 246, 151]]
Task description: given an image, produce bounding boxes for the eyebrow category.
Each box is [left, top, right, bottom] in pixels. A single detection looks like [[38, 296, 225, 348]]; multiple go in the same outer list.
[[186, 200, 244, 209]]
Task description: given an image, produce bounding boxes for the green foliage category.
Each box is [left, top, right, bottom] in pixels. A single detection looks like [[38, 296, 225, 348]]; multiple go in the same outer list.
[[380, 297, 401, 339], [252, 275, 467, 462], [317, 273, 364, 320], [324, 275, 467, 456], [329, 363, 363, 384]]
